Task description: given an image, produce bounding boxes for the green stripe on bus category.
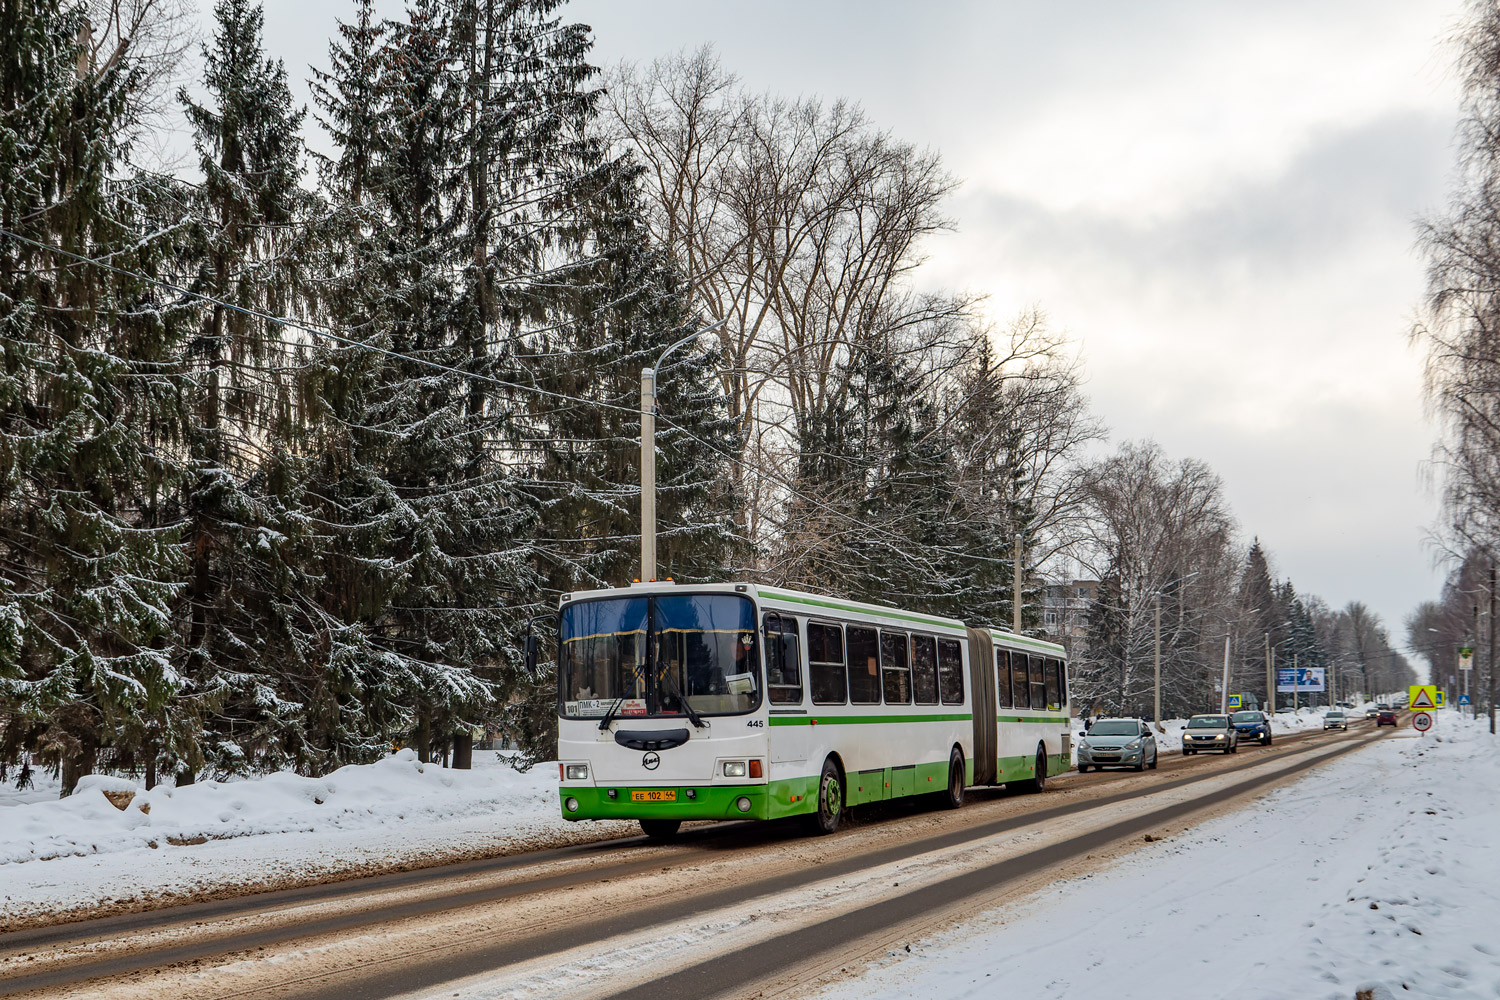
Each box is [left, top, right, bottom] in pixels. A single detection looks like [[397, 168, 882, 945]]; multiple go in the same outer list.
[[754, 588, 966, 630], [769, 712, 973, 726], [997, 715, 1068, 724]]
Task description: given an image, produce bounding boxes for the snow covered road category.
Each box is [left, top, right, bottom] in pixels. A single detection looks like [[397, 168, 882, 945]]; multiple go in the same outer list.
[[808, 714, 1499, 1000]]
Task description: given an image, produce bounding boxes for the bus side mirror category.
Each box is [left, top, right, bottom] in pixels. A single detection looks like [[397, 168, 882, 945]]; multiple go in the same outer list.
[[525, 633, 538, 676]]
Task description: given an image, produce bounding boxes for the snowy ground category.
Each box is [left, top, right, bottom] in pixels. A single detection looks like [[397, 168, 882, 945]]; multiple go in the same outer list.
[[816, 711, 1499, 1000], [1080, 706, 1339, 759], [0, 751, 637, 927]]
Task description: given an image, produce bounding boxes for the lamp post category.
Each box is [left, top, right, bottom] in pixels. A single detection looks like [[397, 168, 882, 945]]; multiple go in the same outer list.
[[639, 318, 729, 583]]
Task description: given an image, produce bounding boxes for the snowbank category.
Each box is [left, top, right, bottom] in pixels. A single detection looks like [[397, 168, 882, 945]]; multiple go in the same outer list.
[[820, 712, 1500, 1000], [1075, 707, 1328, 759], [0, 750, 566, 866], [0, 751, 643, 928]]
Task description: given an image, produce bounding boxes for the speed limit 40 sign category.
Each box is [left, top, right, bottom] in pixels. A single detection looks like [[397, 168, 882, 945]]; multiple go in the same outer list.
[[1412, 711, 1434, 733]]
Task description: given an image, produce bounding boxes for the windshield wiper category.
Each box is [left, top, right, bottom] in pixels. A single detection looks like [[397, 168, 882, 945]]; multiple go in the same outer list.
[[597, 693, 627, 732], [660, 667, 706, 729]]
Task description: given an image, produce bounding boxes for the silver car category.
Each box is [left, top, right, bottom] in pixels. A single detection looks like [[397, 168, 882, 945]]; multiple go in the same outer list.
[[1077, 718, 1159, 772], [1181, 714, 1239, 755]]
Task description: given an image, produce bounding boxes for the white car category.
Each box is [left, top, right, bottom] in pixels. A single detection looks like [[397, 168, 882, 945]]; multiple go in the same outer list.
[[1181, 714, 1238, 755]]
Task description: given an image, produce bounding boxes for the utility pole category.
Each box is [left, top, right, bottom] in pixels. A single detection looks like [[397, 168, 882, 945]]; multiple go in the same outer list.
[[1490, 564, 1497, 735], [1265, 632, 1273, 715], [640, 367, 657, 583], [1154, 593, 1163, 732], [1219, 633, 1231, 714], [1013, 533, 1023, 633]]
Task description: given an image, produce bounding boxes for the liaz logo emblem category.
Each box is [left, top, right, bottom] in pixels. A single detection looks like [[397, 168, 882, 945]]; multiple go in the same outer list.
[[642, 751, 660, 770]]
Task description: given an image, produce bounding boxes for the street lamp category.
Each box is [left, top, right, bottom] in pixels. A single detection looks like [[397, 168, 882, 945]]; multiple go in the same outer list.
[[640, 317, 730, 583]]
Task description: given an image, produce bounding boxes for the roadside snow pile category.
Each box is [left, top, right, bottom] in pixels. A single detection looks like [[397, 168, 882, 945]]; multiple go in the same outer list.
[[1078, 707, 1320, 758], [821, 713, 1500, 1000], [0, 750, 562, 865]]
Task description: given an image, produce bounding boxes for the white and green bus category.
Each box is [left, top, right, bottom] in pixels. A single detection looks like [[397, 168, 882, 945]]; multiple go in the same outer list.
[[555, 581, 1072, 838]]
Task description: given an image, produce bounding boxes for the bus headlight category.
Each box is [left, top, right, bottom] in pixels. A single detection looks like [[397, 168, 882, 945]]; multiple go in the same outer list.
[[565, 797, 580, 813], [722, 760, 748, 778], [736, 796, 752, 813], [565, 764, 589, 781]]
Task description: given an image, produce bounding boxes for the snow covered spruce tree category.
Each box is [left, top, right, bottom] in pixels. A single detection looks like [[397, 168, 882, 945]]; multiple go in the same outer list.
[[301, 0, 685, 768], [0, 0, 193, 791], [174, 0, 328, 777]]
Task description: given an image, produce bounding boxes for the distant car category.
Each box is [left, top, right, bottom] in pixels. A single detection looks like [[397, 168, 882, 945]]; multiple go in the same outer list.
[[1231, 710, 1272, 746], [1181, 714, 1238, 755], [1323, 711, 1348, 731], [1377, 709, 1398, 727], [1364, 707, 1380, 719], [1077, 718, 1158, 772]]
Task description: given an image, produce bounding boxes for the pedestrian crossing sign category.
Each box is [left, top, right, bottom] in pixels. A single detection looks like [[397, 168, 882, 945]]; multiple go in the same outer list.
[[1460, 694, 1471, 706], [1409, 685, 1438, 710], [1437, 690, 1446, 708], [1227, 694, 1242, 710]]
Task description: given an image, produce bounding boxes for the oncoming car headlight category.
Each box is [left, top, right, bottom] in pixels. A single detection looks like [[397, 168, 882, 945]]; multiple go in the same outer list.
[[722, 760, 748, 778], [1125, 739, 1141, 749], [565, 764, 589, 781]]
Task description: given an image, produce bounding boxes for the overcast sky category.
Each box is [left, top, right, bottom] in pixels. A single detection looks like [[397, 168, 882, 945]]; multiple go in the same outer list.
[[252, 0, 1469, 651]]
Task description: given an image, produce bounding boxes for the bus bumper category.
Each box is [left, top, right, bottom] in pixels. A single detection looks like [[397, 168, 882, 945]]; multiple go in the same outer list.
[[559, 784, 782, 822]]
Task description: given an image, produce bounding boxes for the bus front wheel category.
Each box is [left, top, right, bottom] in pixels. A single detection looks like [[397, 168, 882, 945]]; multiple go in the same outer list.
[[806, 758, 844, 836]]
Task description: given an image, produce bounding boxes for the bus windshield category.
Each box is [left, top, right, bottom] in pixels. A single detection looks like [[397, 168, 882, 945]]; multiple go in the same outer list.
[[559, 593, 760, 719]]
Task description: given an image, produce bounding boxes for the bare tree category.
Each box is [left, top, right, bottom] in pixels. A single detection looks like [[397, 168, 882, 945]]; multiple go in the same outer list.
[[1071, 441, 1238, 717]]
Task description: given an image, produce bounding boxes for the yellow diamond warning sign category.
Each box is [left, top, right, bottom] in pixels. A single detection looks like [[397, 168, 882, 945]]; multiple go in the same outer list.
[[1409, 685, 1438, 710]]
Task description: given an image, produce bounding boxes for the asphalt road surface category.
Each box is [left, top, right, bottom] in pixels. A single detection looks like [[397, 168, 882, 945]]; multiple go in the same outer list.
[[0, 718, 1398, 1000]]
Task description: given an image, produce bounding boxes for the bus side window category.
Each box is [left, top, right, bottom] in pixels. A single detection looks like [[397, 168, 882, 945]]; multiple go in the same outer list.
[[846, 626, 880, 705], [1059, 660, 1069, 706], [938, 638, 964, 705], [808, 622, 847, 705], [1012, 652, 1031, 710], [1030, 654, 1046, 709], [995, 649, 1012, 709], [1044, 658, 1061, 711], [911, 635, 938, 705], [765, 614, 802, 705], [880, 630, 911, 704]]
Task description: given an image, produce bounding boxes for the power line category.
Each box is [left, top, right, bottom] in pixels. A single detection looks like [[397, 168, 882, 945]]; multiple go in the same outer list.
[[2, 227, 1003, 570]]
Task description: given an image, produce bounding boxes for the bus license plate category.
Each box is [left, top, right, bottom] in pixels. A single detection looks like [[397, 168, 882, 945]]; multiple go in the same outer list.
[[631, 790, 676, 802]]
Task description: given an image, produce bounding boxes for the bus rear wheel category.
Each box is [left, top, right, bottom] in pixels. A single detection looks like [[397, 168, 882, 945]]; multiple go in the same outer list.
[[806, 758, 843, 836], [1025, 745, 1048, 793], [939, 748, 965, 810], [639, 819, 681, 841]]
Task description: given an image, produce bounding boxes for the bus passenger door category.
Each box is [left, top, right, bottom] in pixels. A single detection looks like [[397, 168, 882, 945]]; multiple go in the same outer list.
[[765, 613, 807, 765]]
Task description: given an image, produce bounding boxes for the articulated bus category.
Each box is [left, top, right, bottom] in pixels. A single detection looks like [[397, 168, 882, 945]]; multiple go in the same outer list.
[[555, 581, 1072, 838]]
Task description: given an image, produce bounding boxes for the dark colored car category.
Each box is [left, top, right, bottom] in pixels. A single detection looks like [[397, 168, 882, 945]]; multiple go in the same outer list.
[[1377, 709, 1398, 727], [1231, 710, 1272, 746]]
